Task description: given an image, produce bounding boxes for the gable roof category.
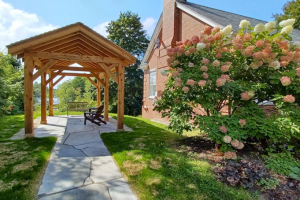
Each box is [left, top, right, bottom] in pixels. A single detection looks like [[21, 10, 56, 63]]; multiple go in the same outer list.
[[140, 1, 300, 67], [140, 15, 162, 66], [7, 22, 136, 65], [177, 1, 300, 41]]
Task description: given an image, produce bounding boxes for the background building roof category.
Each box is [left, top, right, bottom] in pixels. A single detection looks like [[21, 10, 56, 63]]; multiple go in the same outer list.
[[178, 1, 300, 41]]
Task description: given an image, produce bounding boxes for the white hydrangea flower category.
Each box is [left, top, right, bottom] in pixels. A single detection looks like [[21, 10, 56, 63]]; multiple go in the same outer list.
[[281, 25, 293, 34], [196, 43, 206, 50], [160, 69, 168, 76], [223, 136, 232, 143], [279, 19, 295, 27], [239, 20, 251, 29], [221, 25, 232, 37], [254, 23, 266, 33], [247, 91, 255, 98], [269, 60, 280, 69], [265, 21, 276, 32]]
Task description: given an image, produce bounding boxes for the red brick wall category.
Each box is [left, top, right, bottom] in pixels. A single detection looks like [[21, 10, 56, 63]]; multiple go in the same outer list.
[[142, 1, 213, 123], [179, 10, 212, 41]]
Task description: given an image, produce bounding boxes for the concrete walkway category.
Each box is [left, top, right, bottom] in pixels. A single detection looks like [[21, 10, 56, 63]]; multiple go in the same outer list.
[[35, 116, 137, 200]]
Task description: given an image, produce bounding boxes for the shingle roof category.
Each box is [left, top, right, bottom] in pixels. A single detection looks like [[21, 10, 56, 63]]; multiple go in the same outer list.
[[177, 1, 300, 41]]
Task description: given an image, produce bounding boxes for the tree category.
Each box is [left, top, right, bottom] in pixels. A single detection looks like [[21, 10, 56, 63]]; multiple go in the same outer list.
[[55, 77, 98, 111], [273, 0, 300, 29], [0, 52, 23, 116], [33, 82, 41, 99], [106, 11, 149, 116]]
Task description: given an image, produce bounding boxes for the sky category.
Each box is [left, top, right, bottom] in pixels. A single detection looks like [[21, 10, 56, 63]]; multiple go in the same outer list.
[[0, 0, 288, 86]]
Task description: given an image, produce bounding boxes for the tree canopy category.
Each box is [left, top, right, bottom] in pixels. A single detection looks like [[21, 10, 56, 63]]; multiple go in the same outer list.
[[107, 11, 149, 59], [106, 11, 149, 116], [0, 52, 23, 117], [273, 0, 300, 29]]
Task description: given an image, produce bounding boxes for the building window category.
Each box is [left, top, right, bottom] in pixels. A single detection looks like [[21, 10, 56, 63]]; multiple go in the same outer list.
[[149, 69, 156, 98], [154, 38, 160, 49]]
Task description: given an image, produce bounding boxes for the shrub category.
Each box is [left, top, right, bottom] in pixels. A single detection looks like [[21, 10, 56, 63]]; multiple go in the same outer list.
[[263, 152, 300, 176], [155, 20, 300, 153]]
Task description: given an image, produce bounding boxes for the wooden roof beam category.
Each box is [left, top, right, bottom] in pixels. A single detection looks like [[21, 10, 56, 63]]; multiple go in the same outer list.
[[30, 35, 81, 52], [46, 70, 62, 85], [60, 72, 96, 77], [64, 48, 97, 57], [77, 34, 116, 57], [33, 60, 57, 81], [90, 71, 106, 87], [86, 77, 98, 88], [42, 40, 81, 53], [25, 51, 124, 64], [50, 66, 103, 72], [53, 75, 65, 87], [98, 63, 118, 84], [61, 42, 106, 57], [33, 57, 43, 67]]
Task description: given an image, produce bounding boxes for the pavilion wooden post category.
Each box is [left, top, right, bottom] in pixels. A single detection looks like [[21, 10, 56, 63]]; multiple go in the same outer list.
[[49, 71, 54, 116], [40, 72, 47, 124], [104, 73, 109, 122], [97, 79, 101, 107], [24, 56, 35, 137], [117, 64, 125, 130]]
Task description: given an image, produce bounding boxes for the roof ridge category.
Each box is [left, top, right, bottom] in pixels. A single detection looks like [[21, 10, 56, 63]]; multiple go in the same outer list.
[[185, 2, 268, 24]]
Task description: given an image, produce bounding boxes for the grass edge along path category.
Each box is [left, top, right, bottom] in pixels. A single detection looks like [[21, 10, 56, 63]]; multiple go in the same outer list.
[[0, 114, 57, 200], [101, 115, 258, 200]]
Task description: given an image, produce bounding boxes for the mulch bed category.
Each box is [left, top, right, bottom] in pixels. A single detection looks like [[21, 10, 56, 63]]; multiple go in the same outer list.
[[179, 136, 300, 200]]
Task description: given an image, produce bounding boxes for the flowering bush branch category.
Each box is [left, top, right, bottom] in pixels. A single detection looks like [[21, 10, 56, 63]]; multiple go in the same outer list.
[[155, 19, 300, 156]]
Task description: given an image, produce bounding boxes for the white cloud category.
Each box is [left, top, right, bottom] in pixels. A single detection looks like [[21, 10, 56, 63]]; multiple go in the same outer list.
[[93, 21, 109, 37], [0, 0, 59, 51], [142, 17, 157, 36]]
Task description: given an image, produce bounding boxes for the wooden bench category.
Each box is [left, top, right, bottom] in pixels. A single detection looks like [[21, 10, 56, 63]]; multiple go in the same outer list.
[[67, 102, 88, 116]]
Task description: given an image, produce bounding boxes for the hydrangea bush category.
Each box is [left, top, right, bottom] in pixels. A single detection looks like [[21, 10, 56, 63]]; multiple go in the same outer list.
[[155, 19, 300, 156]]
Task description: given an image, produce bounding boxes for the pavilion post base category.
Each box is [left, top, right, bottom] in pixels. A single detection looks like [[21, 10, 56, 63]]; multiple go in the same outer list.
[[116, 129, 125, 132], [40, 120, 47, 124], [24, 133, 35, 138]]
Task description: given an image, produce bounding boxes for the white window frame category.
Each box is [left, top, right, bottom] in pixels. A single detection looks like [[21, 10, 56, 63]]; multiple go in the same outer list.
[[149, 69, 156, 99]]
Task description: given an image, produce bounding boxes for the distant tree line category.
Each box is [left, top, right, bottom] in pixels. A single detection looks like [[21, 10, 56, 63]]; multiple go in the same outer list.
[[0, 52, 24, 118]]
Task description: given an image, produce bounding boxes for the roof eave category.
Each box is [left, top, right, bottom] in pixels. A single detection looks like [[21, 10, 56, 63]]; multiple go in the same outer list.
[[176, 2, 224, 28], [139, 15, 162, 69], [139, 2, 224, 68]]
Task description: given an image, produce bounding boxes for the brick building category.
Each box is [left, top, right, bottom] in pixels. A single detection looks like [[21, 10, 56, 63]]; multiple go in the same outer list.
[[139, 0, 300, 124]]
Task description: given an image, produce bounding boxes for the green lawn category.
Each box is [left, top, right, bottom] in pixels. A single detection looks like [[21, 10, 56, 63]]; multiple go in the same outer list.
[[0, 110, 97, 200], [101, 115, 257, 200], [0, 114, 56, 200]]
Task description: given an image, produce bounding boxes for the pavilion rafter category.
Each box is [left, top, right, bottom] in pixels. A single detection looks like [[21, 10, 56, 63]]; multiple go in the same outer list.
[[24, 51, 124, 64]]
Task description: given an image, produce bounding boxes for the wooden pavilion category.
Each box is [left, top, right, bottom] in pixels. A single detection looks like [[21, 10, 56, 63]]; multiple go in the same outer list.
[[6, 22, 136, 137]]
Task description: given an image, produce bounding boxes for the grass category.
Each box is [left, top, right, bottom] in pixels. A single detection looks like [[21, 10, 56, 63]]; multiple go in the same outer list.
[[102, 114, 257, 200], [33, 110, 85, 119], [183, 128, 202, 137], [0, 113, 57, 200], [0, 109, 99, 199]]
